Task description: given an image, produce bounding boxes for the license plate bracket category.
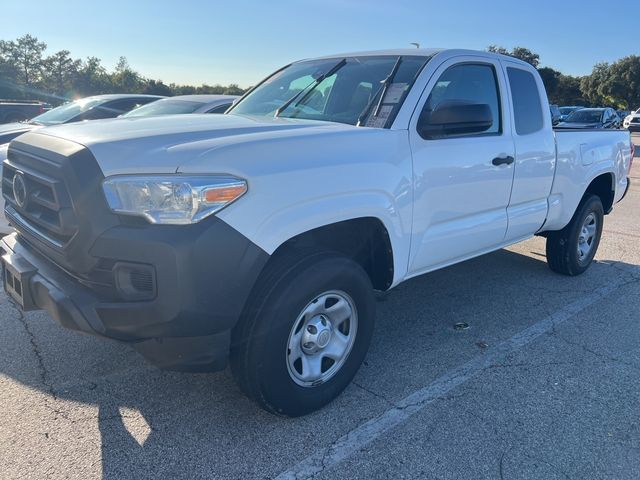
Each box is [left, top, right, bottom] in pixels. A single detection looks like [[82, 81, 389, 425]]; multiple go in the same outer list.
[[2, 253, 37, 310]]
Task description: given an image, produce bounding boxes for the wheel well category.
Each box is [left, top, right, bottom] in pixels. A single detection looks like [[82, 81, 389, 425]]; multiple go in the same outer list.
[[585, 173, 615, 214], [271, 218, 394, 291]]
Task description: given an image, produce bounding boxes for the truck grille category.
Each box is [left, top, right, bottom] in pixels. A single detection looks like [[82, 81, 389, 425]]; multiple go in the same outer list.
[[2, 161, 78, 247], [4, 133, 120, 279]]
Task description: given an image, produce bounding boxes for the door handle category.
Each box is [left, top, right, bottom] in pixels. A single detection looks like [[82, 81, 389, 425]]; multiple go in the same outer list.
[[492, 155, 514, 166]]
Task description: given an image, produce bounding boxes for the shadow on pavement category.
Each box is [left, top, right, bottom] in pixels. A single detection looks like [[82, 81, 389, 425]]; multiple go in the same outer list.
[[1, 247, 638, 479]]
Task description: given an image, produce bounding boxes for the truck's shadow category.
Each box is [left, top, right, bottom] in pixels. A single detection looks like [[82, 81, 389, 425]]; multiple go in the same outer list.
[[1, 246, 638, 479]]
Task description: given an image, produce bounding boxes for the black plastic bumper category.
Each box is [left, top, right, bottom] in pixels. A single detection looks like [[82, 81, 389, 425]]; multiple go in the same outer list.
[[0, 218, 269, 372]]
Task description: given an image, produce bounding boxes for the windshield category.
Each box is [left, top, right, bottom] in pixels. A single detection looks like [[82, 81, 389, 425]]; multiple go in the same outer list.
[[559, 107, 580, 115], [229, 55, 430, 127], [122, 99, 203, 117], [565, 110, 603, 123], [29, 98, 106, 125]]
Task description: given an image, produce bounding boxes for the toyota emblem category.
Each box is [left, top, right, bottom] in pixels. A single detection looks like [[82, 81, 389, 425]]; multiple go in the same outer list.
[[12, 171, 28, 208]]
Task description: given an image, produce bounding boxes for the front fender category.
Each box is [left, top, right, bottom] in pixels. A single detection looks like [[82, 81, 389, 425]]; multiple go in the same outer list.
[[188, 129, 416, 286], [233, 190, 410, 286]]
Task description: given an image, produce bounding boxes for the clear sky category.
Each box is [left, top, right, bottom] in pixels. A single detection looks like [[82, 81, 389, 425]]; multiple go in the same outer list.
[[3, 0, 638, 87]]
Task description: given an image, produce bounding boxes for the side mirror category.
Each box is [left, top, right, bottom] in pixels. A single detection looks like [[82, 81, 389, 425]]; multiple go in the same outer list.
[[418, 101, 494, 139]]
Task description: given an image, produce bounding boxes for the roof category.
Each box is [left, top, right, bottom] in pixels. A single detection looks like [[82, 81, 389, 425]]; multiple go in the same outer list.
[[303, 48, 534, 69], [309, 48, 444, 61], [166, 95, 239, 102], [77, 94, 165, 101]]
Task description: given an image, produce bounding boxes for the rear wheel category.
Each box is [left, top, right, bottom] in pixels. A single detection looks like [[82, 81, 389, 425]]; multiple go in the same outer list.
[[230, 250, 375, 416], [546, 194, 604, 276]]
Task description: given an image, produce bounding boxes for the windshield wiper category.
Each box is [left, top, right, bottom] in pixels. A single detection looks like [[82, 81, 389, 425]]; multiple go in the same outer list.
[[275, 58, 347, 117], [357, 56, 403, 127]]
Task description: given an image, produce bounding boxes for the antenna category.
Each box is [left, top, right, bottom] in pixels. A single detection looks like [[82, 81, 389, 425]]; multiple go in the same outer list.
[[410, 42, 420, 49]]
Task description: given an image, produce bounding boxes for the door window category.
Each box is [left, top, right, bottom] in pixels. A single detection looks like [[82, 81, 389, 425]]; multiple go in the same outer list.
[[507, 67, 544, 135], [420, 63, 502, 137]]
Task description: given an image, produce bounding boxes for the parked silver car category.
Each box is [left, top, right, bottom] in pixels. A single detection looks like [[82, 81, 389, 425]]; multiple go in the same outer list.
[[121, 95, 239, 117]]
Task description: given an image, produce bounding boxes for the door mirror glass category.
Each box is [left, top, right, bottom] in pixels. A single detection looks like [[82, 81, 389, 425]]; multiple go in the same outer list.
[[418, 100, 493, 139]]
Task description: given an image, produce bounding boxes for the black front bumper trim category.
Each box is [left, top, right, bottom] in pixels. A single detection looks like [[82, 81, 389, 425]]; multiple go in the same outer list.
[[0, 215, 270, 372]]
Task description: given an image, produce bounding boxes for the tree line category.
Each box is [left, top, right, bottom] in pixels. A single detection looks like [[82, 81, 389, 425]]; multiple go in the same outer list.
[[488, 46, 640, 109], [1, 35, 639, 109], [0, 34, 246, 104]]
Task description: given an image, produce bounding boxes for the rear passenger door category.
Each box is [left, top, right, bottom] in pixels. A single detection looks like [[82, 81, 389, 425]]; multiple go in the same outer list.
[[407, 56, 516, 274], [502, 62, 556, 242]]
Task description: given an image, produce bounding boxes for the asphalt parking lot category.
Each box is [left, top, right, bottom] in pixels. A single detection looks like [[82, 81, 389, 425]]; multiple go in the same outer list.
[[1, 135, 639, 480]]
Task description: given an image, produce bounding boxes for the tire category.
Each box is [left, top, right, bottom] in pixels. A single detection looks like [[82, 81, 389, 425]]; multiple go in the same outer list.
[[546, 194, 604, 276], [230, 249, 375, 416]]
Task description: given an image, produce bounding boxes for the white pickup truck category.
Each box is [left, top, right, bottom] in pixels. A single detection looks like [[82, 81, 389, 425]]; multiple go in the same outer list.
[[1, 49, 633, 416]]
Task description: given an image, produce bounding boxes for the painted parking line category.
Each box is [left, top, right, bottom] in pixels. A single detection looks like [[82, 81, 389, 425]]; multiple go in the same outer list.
[[275, 275, 630, 480]]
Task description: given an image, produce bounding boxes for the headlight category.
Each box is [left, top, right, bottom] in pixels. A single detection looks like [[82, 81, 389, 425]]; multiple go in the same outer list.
[[102, 175, 247, 224]]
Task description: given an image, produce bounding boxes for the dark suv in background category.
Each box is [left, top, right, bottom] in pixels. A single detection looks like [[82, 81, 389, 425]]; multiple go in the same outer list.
[[556, 107, 621, 129]]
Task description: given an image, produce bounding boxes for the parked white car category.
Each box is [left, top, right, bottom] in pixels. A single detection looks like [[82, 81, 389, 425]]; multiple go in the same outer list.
[[623, 108, 640, 132], [1, 49, 633, 416]]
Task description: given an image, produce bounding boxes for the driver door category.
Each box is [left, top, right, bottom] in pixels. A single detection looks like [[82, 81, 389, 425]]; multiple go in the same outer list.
[[407, 56, 516, 275]]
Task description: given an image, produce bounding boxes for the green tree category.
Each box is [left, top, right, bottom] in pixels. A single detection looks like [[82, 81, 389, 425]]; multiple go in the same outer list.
[[143, 79, 172, 96], [170, 83, 196, 95], [510, 47, 540, 68], [581, 62, 611, 106], [3, 34, 47, 88], [74, 56, 112, 97], [538, 67, 560, 100], [111, 56, 144, 93], [487, 45, 539, 68], [605, 56, 640, 109], [0, 34, 249, 104], [0, 40, 21, 98], [555, 74, 586, 106], [43, 50, 81, 97], [487, 45, 509, 56], [223, 83, 244, 95]]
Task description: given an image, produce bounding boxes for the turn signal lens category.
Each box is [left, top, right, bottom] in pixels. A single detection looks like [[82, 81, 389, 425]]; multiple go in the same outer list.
[[203, 184, 248, 204]]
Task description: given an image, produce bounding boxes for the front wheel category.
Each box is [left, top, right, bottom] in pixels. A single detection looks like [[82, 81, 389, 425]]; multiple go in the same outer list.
[[230, 250, 375, 416], [546, 194, 604, 276]]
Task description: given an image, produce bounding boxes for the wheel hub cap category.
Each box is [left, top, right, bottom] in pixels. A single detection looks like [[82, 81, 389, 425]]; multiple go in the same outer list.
[[301, 315, 333, 353], [286, 290, 358, 387], [577, 212, 597, 261]]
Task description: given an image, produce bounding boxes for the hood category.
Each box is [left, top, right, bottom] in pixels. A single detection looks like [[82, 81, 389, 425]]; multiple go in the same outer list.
[[0, 122, 39, 134], [29, 114, 358, 176], [0, 122, 39, 144]]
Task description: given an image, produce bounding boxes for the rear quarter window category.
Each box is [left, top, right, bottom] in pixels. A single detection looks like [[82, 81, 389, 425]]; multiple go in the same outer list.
[[507, 67, 544, 135]]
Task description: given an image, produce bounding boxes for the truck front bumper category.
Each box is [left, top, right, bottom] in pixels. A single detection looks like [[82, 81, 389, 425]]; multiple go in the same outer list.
[[0, 218, 269, 372]]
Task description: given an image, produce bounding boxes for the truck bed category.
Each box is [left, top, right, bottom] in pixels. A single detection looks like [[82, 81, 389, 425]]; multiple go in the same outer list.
[[543, 129, 632, 231]]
